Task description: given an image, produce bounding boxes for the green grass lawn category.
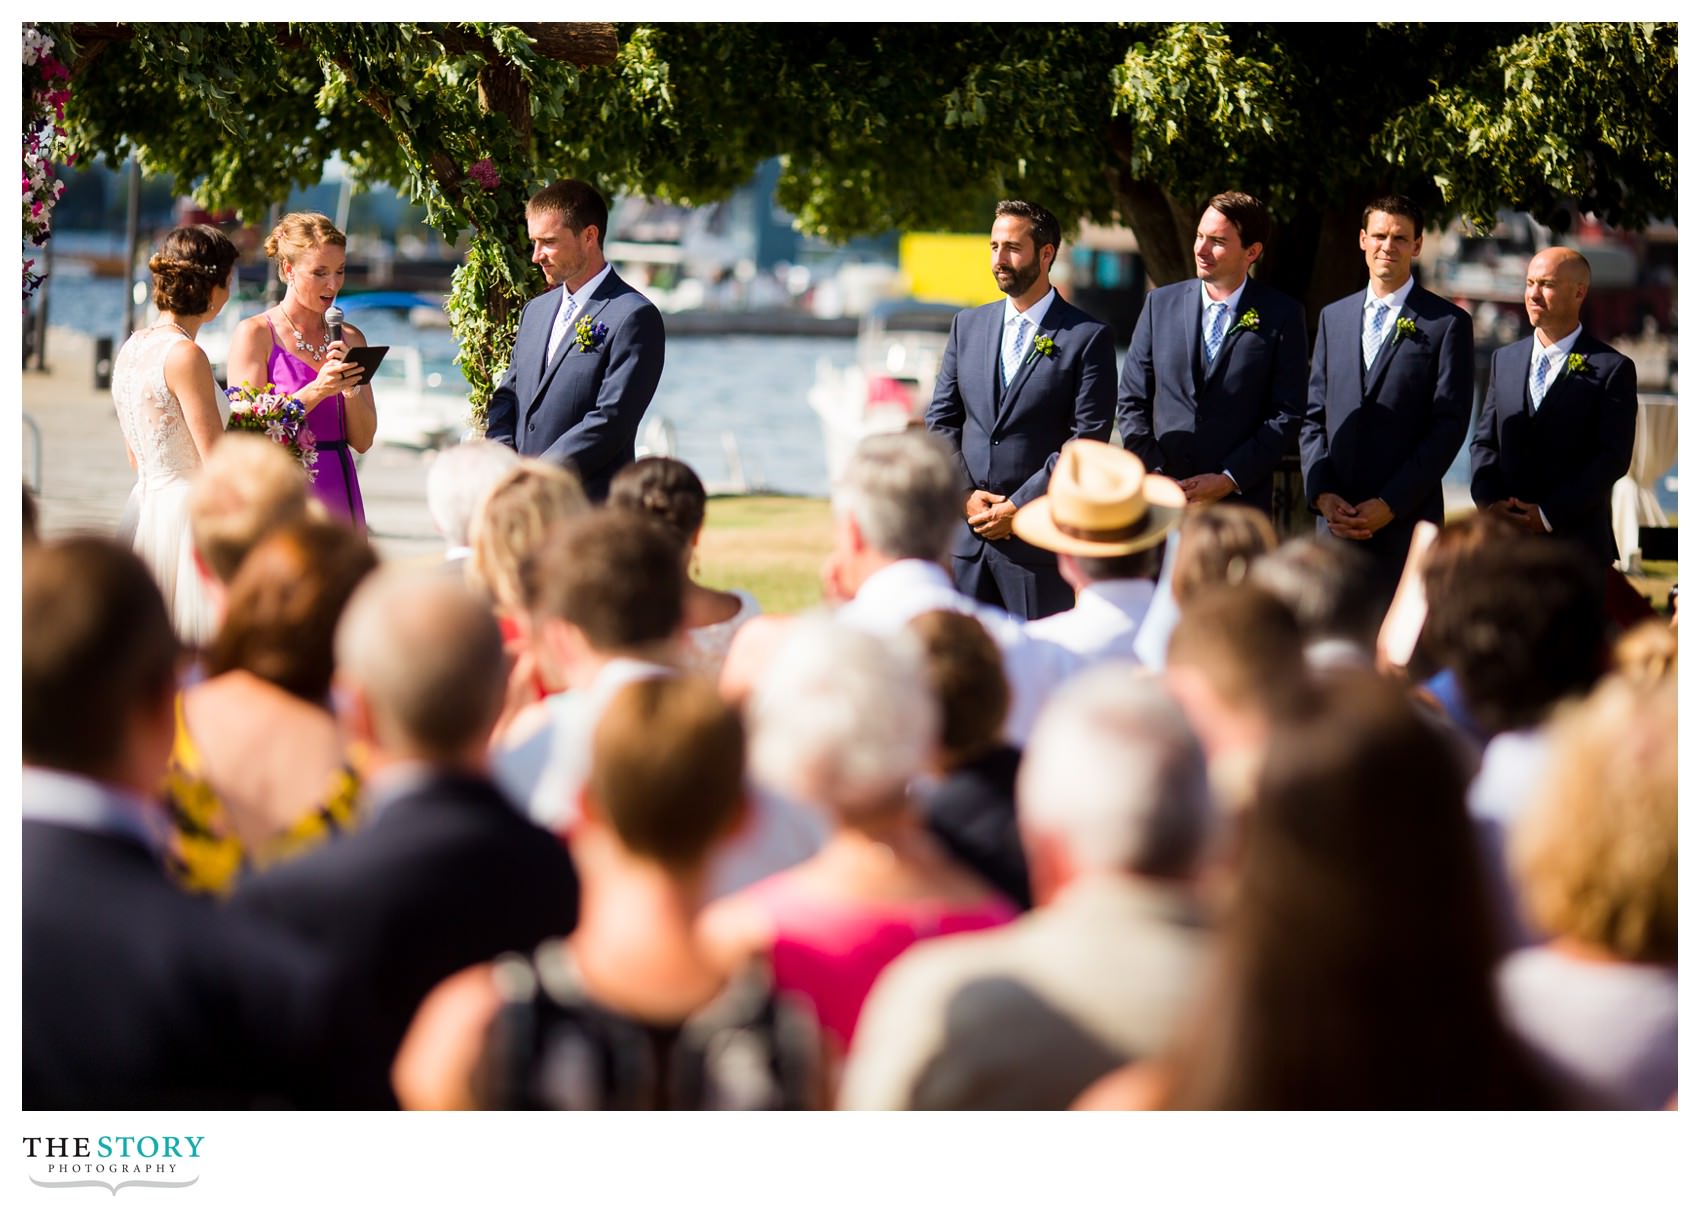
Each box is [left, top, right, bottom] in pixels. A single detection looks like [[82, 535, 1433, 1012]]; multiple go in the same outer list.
[[695, 495, 834, 614]]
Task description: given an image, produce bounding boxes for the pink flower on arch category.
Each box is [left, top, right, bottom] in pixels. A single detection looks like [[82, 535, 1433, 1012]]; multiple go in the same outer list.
[[467, 158, 501, 191]]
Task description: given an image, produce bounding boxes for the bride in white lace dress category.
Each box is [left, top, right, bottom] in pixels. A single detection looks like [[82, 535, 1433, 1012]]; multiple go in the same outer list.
[[111, 225, 240, 646]]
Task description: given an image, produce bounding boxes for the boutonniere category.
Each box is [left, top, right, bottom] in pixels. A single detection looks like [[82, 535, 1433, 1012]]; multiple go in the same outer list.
[[1229, 308, 1260, 335], [574, 315, 609, 353], [1388, 315, 1419, 350], [1025, 333, 1057, 364], [1566, 352, 1590, 376]]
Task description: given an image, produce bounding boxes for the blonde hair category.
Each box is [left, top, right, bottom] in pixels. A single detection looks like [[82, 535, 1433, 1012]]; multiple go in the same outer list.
[[264, 211, 346, 279], [1512, 676, 1677, 964], [188, 433, 311, 584], [466, 461, 589, 614], [1171, 503, 1278, 607]]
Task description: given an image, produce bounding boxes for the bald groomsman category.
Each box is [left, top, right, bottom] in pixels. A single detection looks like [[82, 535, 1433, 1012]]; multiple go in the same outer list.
[[1470, 247, 1638, 566], [1116, 191, 1308, 516]]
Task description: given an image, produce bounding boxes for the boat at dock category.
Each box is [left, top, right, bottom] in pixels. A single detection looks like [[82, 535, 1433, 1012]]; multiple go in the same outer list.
[[806, 299, 959, 485]]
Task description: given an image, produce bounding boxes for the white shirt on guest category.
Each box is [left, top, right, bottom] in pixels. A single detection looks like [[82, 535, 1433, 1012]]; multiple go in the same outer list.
[[836, 558, 1070, 745], [1024, 579, 1156, 667]]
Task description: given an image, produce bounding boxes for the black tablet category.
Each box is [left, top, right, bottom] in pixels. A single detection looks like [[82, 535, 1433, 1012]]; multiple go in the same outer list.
[[341, 344, 389, 387]]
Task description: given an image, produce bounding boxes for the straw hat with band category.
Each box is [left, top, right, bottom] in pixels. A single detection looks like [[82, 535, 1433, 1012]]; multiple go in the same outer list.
[[1011, 439, 1186, 557]]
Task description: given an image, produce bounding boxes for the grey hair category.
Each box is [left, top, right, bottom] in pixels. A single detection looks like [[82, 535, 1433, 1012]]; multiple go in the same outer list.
[[832, 430, 961, 562], [747, 615, 938, 819], [1017, 665, 1215, 878], [426, 439, 522, 548]]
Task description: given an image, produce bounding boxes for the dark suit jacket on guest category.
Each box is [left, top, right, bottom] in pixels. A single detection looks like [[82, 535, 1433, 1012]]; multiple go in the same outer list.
[[1116, 276, 1308, 513], [924, 294, 1115, 611], [484, 268, 665, 500], [920, 744, 1031, 911], [1470, 332, 1638, 566], [24, 819, 339, 1109], [1300, 283, 1474, 582], [229, 770, 580, 1107]]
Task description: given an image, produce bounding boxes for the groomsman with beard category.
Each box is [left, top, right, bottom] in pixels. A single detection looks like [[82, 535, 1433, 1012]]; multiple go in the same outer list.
[[1116, 191, 1308, 517], [925, 200, 1116, 620], [1470, 247, 1638, 566]]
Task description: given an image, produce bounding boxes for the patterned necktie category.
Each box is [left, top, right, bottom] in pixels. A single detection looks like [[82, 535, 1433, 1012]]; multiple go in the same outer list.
[[1203, 301, 1229, 364], [1002, 314, 1030, 388], [1531, 349, 1552, 408], [545, 291, 578, 365], [1362, 301, 1389, 369]]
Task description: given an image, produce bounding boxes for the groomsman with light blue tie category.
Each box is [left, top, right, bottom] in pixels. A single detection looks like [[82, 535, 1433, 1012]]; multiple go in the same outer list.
[[1299, 194, 1474, 600], [1116, 190, 1309, 516], [1470, 247, 1637, 566], [925, 200, 1116, 620]]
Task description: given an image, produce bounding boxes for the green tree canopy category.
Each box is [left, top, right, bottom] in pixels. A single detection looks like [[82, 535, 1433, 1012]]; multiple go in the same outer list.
[[48, 21, 1676, 421]]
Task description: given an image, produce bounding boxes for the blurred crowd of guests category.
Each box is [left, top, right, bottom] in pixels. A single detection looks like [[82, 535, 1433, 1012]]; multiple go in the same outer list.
[[22, 427, 1675, 1111]]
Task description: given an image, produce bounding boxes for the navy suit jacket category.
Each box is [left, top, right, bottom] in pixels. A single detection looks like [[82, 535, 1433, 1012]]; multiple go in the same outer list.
[[1300, 283, 1474, 570], [1116, 276, 1308, 513], [485, 267, 665, 500], [924, 294, 1116, 567], [230, 770, 580, 1106], [1470, 332, 1638, 566], [24, 819, 342, 1108]]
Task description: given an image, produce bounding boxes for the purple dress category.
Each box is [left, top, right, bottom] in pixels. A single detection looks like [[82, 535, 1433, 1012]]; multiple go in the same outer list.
[[264, 320, 367, 529]]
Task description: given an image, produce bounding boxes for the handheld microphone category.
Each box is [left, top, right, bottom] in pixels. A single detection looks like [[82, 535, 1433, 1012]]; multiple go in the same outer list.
[[324, 304, 344, 348]]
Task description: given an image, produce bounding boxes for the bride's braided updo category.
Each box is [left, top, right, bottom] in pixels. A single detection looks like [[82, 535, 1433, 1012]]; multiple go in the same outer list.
[[149, 224, 238, 316]]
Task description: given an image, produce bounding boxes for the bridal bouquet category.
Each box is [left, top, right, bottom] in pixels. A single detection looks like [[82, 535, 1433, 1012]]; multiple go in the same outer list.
[[226, 383, 320, 483]]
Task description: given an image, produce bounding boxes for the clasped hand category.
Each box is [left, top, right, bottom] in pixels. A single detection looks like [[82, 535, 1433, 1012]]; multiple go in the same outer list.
[[1487, 497, 1547, 534], [1317, 493, 1394, 540], [965, 489, 1016, 541]]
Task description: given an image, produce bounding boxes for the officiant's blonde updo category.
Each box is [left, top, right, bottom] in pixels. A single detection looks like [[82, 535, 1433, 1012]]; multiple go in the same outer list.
[[264, 211, 345, 278], [148, 224, 238, 316]]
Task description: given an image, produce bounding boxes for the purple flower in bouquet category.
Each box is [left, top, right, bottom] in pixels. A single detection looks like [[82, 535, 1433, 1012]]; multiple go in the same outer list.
[[225, 382, 319, 483]]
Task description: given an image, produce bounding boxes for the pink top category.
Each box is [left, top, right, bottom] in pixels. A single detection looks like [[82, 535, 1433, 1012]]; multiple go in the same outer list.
[[263, 320, 366, 529], [743, 873, 1017, 1049]]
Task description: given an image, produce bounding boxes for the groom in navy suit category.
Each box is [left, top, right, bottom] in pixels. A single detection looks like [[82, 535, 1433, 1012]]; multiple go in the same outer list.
[[925, 200, 1116, 619], [1116, 191, 1308, 515], [1470, 247, 1638, 566], [1300, 195, 1474, 598], [486, 179, 665, 500]]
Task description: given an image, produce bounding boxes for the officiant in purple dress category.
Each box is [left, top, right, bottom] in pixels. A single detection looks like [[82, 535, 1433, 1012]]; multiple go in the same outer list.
[[227, 212, 376, 529]]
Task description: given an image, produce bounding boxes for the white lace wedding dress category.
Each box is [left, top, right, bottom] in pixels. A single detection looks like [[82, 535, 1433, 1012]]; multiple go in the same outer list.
[[111, 325, 221, 646]]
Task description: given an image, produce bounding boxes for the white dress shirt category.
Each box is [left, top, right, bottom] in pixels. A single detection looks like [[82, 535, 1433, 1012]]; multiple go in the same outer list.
[[1024, 579, 1157, 666], [1200, 277, 1249, 344], [1003, 286, 1057, 335], [545, 261, 615, 364], [22, 766, 165, 853], [1528, 323, 1583, 411], [1362, 275, 1417, 361], [837, 559, 1071, 745]]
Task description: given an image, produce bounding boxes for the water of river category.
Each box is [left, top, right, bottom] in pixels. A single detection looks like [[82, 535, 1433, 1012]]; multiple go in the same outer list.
[[30, 264, 1677, 509], [35, 267, 843, 497]]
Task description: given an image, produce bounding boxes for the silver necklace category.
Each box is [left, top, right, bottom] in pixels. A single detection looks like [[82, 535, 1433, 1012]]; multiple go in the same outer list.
[[154, 321, 192, 340], [281, 307, 329, 361]]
